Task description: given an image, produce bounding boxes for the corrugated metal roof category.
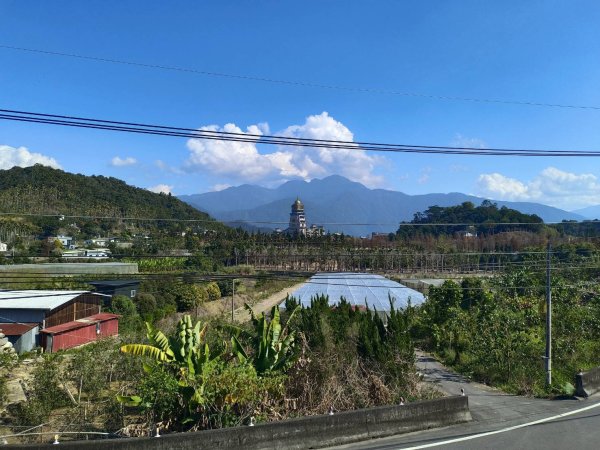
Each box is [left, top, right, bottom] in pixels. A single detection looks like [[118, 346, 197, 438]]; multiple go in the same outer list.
[[0, 323, 38, 335], [0, 263, 138, 275], [40, 313, 119, 335], [0, 290, 93, 310], [283, 272, 425, 311], [39, 320, 91, 335], [84, 313, 120, 321]]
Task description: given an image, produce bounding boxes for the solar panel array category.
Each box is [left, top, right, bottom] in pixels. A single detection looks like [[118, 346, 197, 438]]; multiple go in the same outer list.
[[283, 272, 425, 311]]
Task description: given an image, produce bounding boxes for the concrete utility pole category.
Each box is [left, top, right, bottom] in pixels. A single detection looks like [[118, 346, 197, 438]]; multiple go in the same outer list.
[[545, 242, 552, 387]]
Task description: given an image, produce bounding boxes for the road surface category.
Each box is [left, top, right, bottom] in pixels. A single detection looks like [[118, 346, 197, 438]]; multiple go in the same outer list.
[[233, 281, 305, 322], [330, 351, 600, 449]]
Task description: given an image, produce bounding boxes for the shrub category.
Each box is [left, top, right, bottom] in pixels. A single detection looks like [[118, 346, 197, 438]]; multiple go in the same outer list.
[[111, 295, 137, 317], [206, 282, 221, 302], [136, 292, 157, 319]]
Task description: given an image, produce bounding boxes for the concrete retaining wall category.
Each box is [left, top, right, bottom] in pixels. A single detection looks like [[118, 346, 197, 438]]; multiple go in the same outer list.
[[575, 367, 600, 397], [4, 396, 470, 449]]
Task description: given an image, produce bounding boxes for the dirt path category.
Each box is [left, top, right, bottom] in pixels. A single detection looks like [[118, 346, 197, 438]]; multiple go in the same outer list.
[[233, 282, 306, 322]]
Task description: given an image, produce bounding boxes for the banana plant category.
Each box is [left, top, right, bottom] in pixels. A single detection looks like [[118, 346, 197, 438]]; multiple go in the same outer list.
[[231, 304, 299, 374], [118, 315, 214, 409]]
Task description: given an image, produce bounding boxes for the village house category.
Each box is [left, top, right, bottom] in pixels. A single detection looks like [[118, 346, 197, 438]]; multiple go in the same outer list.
[[0, 290, 119, 353], [47, 235, 76, 249], [89, 279, 140, 301]]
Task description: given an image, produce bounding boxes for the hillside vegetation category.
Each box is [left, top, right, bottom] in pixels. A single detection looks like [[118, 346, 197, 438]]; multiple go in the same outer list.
[[396, 201, 544, 238], [0, 165, 226, 260], [0, 165, 216, 221]]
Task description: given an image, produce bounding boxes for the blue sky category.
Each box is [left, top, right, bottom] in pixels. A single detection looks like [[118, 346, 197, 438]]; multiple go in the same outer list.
[[2, 1, 600, 210]]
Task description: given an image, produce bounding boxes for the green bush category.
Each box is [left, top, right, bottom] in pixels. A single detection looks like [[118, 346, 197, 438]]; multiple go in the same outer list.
[[135, 292, 157, 319], [110, 295, 137, 317], [172, 284, 208, 312], [206, 282, 221, 302], [136, 364, 181, 423]]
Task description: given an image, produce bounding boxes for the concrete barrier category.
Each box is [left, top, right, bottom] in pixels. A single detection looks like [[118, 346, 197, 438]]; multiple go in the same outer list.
[[4, 396, 470, 449], [575, 366, 600, 397]]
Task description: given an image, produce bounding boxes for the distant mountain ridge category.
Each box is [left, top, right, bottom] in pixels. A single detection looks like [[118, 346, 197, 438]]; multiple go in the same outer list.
[[572, 205, 600, 220], [179, 175, 584, 236]]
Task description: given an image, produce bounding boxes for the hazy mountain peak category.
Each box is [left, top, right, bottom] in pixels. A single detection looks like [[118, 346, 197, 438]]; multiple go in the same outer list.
[[179, 175, 584, 235]]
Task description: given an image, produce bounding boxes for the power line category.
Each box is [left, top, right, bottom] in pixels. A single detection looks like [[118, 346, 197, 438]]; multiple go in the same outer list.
[[2, 108, 595, 155], [3, 108, 600, 157], [2, 210, 598, 226], [1, 44, 599, 111]]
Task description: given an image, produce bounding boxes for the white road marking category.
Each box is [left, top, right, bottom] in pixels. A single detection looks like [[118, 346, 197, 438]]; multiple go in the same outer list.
[[401, 400, 600, 449]]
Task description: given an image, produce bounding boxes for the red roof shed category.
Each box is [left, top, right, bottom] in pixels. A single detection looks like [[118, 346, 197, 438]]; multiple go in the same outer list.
[[40, 313, 119, 353], [0, 323, 38, 336]]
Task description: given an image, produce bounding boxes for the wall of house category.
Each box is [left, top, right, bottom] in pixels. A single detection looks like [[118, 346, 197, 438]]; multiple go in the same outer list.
[[113, 286, 138, 298], [92, 284, 139, 299], [0, 309, 45, 325], [47, 324, 97, 352], [99, 318, 119, 336], [11, 326, 38, 353], [45, 294, 102, 328]]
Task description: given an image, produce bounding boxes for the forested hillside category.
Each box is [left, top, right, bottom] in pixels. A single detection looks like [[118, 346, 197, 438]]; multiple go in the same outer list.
[[0, 165, 216, 222], [396, 201, 544, 238], [0, 165, 225, 258]]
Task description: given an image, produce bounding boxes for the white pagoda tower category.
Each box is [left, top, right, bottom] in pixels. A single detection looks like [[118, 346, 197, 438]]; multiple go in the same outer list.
[[288, 198, 307, 237]]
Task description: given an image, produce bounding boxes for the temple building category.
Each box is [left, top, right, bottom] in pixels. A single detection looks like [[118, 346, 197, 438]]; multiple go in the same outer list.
[[288, 198, 307, 236], [287, 198, 324, 238]]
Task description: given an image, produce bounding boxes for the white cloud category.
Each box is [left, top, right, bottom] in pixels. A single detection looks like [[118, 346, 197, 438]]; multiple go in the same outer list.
[[110, 156, 137, 167], [476, 167, 600, 209], [184, 112, 384, 187], [449, 164, 469, 173], [155, 159, 183, 174], [477, 173, 529, 199], [452, 134, 487, 149], [0, 145, 61, 169], [418, 167, 431, 184], [211, 183, 231, 192], [147, 184, 173, 194]]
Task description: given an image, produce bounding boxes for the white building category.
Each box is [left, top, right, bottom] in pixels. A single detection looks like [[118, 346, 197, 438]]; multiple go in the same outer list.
[[48, 235, 75, 249], [286, 198, 324, 238], [288, 198, 307, 237]]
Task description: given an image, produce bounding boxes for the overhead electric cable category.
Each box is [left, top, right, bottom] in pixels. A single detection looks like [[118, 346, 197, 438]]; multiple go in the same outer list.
[[2, 108, 600, 156], [0, 209, 575, 225], [1, 44, 599, 111]]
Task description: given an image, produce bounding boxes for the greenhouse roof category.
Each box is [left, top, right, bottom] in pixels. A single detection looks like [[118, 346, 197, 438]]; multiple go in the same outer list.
[[283, 272, 425, 311]]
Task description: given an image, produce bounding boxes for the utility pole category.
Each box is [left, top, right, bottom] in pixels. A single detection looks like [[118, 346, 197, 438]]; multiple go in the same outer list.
[[231, 278, 235, 323], [545, 242, 552, 387]]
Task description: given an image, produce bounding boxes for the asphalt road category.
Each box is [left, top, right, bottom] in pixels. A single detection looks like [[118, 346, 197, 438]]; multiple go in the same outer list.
[[329, 352, 600, 450]]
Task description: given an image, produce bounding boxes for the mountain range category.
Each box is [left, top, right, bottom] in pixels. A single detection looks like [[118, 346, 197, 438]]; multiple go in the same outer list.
[[179, 175, 587, 236], [572, 205, 600, 220]]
